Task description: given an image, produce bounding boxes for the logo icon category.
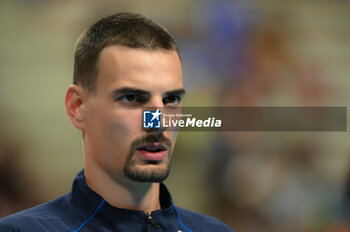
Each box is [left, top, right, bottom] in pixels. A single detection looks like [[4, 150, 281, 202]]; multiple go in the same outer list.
[[143, 109, 161, 128]]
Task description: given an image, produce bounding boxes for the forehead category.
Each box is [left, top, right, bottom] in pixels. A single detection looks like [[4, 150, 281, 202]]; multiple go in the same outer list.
[[96, 45, 183, 93]]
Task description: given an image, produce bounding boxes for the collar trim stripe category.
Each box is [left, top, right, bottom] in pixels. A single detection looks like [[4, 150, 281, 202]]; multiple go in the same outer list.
[[172, 203, 195, 232], [73, 199, 106, 232]]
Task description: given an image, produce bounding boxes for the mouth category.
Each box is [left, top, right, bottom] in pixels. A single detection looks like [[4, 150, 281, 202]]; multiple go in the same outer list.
[[136, 143, 167, 161]]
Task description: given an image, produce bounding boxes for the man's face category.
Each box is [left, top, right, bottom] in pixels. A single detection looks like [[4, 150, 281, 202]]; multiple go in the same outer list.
[[82, 45, 184, 183]]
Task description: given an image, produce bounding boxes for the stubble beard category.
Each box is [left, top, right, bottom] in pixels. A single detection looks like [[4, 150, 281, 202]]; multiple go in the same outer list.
[[123, 134, 173, 183]]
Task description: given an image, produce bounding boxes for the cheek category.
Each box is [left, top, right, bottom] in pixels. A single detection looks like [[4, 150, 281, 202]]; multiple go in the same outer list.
[[97, 110, 142, 172], [113, 109, 142, 130], [104, 110, 142, 151], [164, 130, 179, 152]]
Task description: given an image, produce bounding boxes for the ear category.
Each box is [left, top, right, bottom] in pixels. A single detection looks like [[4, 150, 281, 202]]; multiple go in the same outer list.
[[65, 84, 86, 130]]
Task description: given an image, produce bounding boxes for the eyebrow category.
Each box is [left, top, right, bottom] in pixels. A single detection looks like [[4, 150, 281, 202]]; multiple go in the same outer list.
[[163, 89, 186, 97], [112, 87, 186, 99], [112, 87, 151, 99]]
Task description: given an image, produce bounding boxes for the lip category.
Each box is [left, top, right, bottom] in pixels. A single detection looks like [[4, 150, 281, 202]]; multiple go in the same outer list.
[[136, 144, 167, 161]]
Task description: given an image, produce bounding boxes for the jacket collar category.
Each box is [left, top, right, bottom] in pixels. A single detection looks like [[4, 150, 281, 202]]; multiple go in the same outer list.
[[69, 170, 178, 230]]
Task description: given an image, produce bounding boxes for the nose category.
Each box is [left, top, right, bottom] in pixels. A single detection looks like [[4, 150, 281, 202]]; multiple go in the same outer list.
[[143, 95, 168, 135], [144, 126, 167, 135], [145, 94, 164, 109]]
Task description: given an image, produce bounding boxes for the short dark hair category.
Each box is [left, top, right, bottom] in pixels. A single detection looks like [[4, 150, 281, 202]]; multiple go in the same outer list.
[[73, 12, 179, 92]]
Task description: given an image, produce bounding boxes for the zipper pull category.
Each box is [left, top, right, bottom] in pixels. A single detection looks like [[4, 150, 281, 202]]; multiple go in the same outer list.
[[145, 212, 161, 230]]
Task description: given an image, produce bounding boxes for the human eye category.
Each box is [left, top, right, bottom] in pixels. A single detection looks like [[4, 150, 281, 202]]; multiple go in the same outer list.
[[117, 94, 146, 106], [163, 95, 182, 106], [120, 94, 137, 103]]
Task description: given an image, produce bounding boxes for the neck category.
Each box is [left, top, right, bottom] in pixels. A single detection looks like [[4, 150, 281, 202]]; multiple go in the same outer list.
[[84, 163, 161, 213]]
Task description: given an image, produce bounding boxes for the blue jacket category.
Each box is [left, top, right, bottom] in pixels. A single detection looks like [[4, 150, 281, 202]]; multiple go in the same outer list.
[[0, 170, 234, 232]]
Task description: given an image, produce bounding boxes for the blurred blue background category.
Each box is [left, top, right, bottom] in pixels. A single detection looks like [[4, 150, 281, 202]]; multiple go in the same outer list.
[[0, 0, 350, 231]]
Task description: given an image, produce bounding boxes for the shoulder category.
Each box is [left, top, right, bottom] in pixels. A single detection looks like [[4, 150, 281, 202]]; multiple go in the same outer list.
[[0, 193, 76, 232], [0, 223, 20, 232], [174, 206, 235, 232]]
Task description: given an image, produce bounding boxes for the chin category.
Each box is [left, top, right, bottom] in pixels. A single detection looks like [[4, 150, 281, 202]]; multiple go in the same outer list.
[[124, 164, 171, 183]]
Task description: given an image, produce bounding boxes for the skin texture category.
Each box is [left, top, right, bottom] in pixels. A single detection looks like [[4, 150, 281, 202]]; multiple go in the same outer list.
[[65, 45, 184, 213]]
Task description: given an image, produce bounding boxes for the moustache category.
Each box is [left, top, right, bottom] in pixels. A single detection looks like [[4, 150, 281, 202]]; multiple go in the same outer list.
[[130, 134, 172, 152]]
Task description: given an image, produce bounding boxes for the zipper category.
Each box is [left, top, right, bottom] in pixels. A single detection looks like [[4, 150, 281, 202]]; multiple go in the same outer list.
[[145, 212, 161, 232]]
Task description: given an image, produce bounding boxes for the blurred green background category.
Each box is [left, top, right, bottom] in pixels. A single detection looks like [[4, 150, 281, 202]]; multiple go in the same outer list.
[[0, 0, 350, 231]]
